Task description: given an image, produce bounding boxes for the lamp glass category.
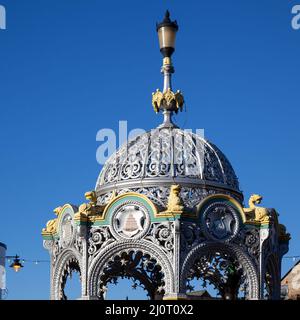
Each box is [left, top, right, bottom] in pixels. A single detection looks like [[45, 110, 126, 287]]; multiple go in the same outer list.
[[13, 264, 21, 272], [157, 26, 176, 50]]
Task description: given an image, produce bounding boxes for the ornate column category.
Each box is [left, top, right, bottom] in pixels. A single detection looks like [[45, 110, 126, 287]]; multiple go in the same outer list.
[[259, 228, 270, 299], [43, 239, 55, 299]]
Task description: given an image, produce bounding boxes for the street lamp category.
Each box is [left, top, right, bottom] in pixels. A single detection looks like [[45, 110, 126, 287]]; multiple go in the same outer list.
[[152, 10, 184, 125], [3, 255, 49, 271], [156, 10, 178, 58], [9, 255, 23, 272]]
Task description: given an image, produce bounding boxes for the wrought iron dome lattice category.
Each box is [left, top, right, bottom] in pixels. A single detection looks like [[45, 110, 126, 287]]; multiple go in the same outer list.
[[96, 127, 241, 205]]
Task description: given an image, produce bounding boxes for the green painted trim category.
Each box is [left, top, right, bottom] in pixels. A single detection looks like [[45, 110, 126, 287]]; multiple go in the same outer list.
[[85, 195, 184, 227], [244, 223, 270, 229]]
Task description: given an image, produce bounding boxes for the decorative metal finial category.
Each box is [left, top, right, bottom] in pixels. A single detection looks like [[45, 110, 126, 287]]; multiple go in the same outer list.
[[152, 11, 184, 127]]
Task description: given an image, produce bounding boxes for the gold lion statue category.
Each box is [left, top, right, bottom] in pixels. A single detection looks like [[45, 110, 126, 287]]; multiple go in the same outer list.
[[42, 206, 62, 233], [76, 190, 110, 218], [243, 194, 271, 224]]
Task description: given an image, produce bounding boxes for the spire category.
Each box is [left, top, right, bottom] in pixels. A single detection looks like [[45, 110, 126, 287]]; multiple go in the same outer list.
[[165, 10, 170, 20], [152, 11, 184, 128]]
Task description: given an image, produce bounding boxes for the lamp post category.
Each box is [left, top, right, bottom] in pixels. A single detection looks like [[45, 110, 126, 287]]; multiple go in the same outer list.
[[156, 10, 178, 94], [152, 10, 184, 127]]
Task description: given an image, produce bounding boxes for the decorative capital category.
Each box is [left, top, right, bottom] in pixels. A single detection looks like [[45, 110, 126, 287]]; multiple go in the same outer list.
[[152, 88, 184, 114]]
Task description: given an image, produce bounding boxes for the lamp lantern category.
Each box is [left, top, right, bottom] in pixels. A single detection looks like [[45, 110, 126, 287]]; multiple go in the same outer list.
[[9, 255, 24, 272], [156, 10, 178, 58]]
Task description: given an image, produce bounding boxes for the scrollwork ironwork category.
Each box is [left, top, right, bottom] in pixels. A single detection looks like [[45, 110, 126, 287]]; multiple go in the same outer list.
[[96, 128, 240, 193], [145, 222, 174, 258], [88, 227, 114, 258]]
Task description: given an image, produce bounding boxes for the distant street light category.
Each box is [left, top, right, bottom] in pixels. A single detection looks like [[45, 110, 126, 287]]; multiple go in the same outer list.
[[9, 255, 24, 273], [0, 254, 49, 274]]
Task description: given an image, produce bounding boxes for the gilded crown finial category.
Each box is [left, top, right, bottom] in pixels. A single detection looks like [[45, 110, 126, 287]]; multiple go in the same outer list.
[[152, 88, 184, 114]]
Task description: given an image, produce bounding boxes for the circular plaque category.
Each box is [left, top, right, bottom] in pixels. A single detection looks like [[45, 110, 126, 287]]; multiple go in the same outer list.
[[110, 201, 151, 240], [200, 202, 240, 242]]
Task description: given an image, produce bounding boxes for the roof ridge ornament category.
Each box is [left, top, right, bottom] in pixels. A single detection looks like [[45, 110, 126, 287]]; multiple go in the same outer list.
[[152, 11, 184, 128]]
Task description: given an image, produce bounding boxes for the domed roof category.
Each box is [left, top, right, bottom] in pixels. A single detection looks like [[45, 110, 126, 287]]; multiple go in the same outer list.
[[95, 12, 242, 208], [96, 127, 240, 195]]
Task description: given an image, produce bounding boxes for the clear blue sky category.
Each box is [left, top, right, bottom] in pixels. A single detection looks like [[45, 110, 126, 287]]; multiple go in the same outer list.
[[0, 0, 299, 299]]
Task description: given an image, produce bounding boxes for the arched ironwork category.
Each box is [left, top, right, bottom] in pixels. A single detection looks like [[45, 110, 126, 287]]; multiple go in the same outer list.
[[180, 243, 259, 300], [88, 240, 174, 299], [52, 249, 82, 300]]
